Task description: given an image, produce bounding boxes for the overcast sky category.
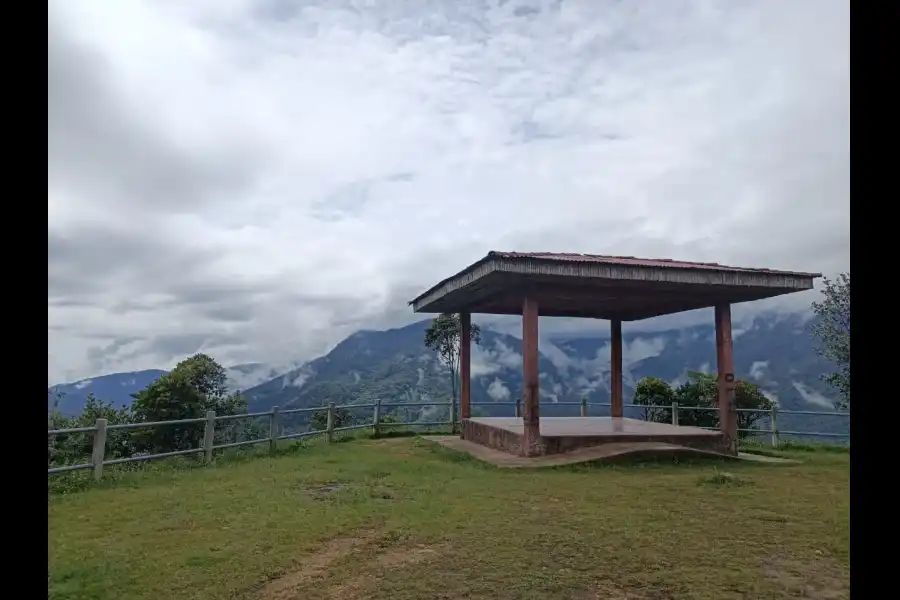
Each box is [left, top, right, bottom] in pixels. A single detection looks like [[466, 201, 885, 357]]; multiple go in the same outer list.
[[48, 0, 849, 384]]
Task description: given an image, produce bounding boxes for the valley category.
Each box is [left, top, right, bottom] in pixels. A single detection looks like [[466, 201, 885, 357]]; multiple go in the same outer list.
[[49, 312, 846, 439]]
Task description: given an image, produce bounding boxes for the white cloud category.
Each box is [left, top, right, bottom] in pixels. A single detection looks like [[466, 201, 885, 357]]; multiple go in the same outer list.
[[472, 339, 522, 377], [486, 378, 511, 402], [749, 361, 769, 381], [48, 0, 849, 384], [791, 382, 834, 410]]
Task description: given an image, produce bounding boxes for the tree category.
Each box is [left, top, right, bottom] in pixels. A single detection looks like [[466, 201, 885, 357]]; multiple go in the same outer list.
[[48, 393, 134, 467], [424, 313, 482, 403], [673, 372, 720, 429], [130, 354, 249, 453], [732, 379, 774, 434], [632, 377, 676, 423], [810, 272, 850, 410], [632, 372, 773, 439], [675, 372, 773, 435]]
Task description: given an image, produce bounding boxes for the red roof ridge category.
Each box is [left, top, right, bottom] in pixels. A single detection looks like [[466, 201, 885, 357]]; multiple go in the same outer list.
[[485, 250, 820, 277]]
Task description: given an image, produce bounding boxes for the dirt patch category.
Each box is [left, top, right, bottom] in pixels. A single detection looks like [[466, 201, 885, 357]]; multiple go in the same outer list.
[[307, 483, 344, 494], [579, 581, 674, 600], [256, 533, 445, 600], [256, 531, 378, 600], [375, 544, 442, 568], [325, 543, 447, 600], [299, 483, 347, 501], [697, 471, 753, 487], [368, 486, 395, 501], [762, 555, 848, 599], [371, 437, 414, 445]]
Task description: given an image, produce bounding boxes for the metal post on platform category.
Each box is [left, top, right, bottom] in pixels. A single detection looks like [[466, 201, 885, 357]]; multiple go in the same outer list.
[[770, 405, 780, 447], [610, 319, 624, 418], [671, 402, 679, 426], [515, 398, 521, 418], [715, 303, 738, 453], [521, 297, 542, 456], [460, 312, 472, 420], [580, 397, 588, 417]]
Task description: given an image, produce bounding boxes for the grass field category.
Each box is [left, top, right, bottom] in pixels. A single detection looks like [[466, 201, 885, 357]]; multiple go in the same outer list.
[[49, 436, 850, 600]]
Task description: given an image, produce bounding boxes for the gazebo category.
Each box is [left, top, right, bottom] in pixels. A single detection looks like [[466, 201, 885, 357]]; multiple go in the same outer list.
[[410, 251, 820, 458]]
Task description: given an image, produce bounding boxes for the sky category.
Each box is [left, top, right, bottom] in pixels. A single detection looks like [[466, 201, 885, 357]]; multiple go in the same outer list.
[[48, 0, 849, 385]]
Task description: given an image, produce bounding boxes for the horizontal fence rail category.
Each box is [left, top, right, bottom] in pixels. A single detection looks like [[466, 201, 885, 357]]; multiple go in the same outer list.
[[47, 397, 849, 480]]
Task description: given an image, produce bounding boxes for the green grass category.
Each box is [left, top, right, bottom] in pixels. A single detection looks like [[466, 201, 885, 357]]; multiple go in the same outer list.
[[49, 436, 849, 600]]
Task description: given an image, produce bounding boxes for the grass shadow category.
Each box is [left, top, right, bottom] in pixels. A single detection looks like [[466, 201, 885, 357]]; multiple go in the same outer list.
[[697, 469, 754, 487]]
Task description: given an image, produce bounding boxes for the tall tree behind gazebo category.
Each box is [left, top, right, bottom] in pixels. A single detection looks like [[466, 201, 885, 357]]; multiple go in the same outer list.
[[424, 313, 482, 406]]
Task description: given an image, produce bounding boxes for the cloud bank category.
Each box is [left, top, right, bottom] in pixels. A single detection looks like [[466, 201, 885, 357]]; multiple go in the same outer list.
[[48, 0, 849, 383]]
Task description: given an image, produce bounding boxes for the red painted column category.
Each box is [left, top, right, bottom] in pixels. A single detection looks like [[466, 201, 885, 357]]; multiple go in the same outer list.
[[715, 304, 738, 454], [610, 319, 624, 418], [460, 312, 472, 423], [522, 297, 542, 456]]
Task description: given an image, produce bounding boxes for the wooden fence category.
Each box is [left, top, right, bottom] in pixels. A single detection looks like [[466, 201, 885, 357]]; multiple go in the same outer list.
[[47, 398, 849, 480]]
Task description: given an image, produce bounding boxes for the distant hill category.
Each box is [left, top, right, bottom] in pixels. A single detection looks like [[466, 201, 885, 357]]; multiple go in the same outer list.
[[48, 364, 289, 417], [48, 369, 168, 416], [241, 320, 565, 419], [241, 313, 847, 440], [49, 312, 848, 440]]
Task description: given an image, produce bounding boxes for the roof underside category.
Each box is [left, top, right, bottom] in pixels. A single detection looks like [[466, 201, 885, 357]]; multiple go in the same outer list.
[[409, 251, 821, 321]]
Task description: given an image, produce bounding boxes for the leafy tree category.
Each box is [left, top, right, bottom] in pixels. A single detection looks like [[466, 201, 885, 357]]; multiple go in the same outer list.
[[732, 379, 775, 434], [632, 372, 773, 438], [130, 354, 249, 453], [171, 352, 231, 402], [672, 372, 719, 429], [675, 372, 773, 435], [424, 313, 482, 404], [48, 393, 134, 467], [810, 272, 850, 410], [632, 377, 677, 423]]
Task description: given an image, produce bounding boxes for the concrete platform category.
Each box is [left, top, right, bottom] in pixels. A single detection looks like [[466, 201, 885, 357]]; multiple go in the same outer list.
[[428, 436, 799, 468], [462, 417, 729, 457]]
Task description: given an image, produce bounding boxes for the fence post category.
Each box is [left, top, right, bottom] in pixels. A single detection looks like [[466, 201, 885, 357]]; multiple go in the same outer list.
[[671, 402, 679, 426], [580, 397, 588, 417], [450, 396, 458, 434], [326, 402, 335, 443], [268, 406, 280, 455], [373, 398, 381, 437], [91, 418, 107, 481], [770, 405, 780, 447], [203, 410, 216, 464], [515, 397, 521, 418]]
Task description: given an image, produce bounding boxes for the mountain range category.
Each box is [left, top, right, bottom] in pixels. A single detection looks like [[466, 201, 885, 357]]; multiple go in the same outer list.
[[47, 363, 289, 417], [48, 312, 847, 440]]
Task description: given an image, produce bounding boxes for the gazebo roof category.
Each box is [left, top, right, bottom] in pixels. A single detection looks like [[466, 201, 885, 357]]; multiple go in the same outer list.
[[409, 251, 821, 321]]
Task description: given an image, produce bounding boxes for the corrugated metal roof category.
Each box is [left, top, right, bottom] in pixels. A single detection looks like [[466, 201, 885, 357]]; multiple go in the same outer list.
[[487, 251, 822, 277]]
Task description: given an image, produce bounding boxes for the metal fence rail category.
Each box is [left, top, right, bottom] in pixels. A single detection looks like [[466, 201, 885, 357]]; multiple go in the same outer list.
[[47, 397, 849, 480], [588, 401, 849, 445]]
